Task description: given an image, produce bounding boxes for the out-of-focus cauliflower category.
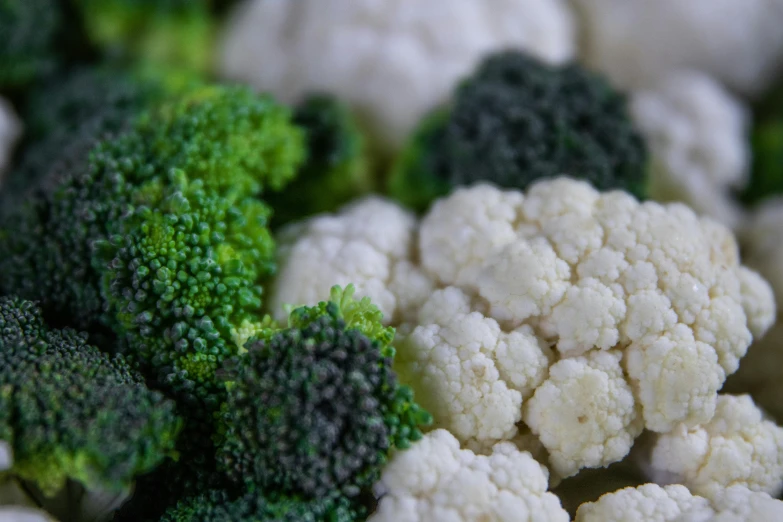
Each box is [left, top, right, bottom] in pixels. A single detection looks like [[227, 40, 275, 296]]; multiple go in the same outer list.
[[218, 0, 576, 153], [272, 178, 776, 481], [268, 196, 435, 326], [368, 428, 569, 522], [574, 483, 783, 522], [0, 97, 21, 183], [571, 0, 783, 98], [740, 199, 783, 305], [638, 394, 783, 498], [630, 71, 750, 229]]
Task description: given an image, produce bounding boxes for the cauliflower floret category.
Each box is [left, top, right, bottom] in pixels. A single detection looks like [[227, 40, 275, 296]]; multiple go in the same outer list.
[[641, 394, 783, 498], [369, 429, 569, 522], [218, 0, 576, 152], [572, 0, 783, 98], [396, 287, 553, 445], [0, 97, 21, 183], [400, 179, 774, 477], [575, 483, 783, 522], [268, 196, 434, 325], [630, 71, 750, 229], [524, 350, 642, 478], [575, 483, 710, 522]]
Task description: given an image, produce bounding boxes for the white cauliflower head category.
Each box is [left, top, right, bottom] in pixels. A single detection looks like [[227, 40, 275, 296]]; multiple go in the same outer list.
[[575, 483, 783, 522], [369, 429, 569, 522], [218, 0, 576, 152], [268, 196, 434, 325], [630, 71, 750, 229], [641, 394, 783, 499], [572, 0, 783, 98], [399, 179, 774, 478]]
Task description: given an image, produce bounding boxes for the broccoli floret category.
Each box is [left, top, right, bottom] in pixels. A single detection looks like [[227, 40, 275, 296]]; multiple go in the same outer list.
[[739, 84, 783, 205], [0, 85, 304, 343], [0, 295, 181, 497], [217, 285, 431, 500], [75, 0, 215, 72], [388, 50, 649, 211], [0, 0, 62, 91], [0, 66, 175, 207], [160, 489, 361, 522], [267, 94, 374, 228]]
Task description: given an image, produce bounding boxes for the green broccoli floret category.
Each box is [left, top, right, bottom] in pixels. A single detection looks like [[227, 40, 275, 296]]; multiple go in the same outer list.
[[267, 94, 374, 228], [0, 295, 181, 497], [0, 0, 62, 91], [0, 85, 304, 346], [739, 85, 783, 205], [160, 489, 361, 522], [388, 50, 649, 212], [75, 0, 215, 72], [0, 66, 178, 207], [217, 285, 431, 500]]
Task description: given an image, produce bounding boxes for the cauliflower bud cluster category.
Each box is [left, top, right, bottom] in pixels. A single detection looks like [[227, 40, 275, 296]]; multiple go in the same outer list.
[[269, 177, 776, 483]]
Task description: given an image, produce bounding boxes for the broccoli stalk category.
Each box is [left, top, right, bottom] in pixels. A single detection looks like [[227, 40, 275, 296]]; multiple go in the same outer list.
[[0, 296, 181, 511], [388, 50, 649, 212]]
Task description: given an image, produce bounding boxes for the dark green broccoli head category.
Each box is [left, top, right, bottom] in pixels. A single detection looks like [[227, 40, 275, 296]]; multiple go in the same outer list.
[[75, 0, 215, 72], [268, 94, 374, 228], [161, 489, 361, 522], [0, 0, 61, 90], [739, 85, 783, 205], [0, 296, 181, 496], [217, 286, 431, 499], [389, 50, 649, 211]]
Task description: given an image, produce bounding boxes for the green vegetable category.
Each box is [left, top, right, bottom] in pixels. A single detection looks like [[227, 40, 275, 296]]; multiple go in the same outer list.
[[160, 489, 360, 522], [268, 94, 374, 228], [217, 285, 432, 500], [0, 295, 181, 496], [0, 0, 62, 90], [75, 0, 216, 72], [389, 50, 649, 212], [739, 85, 783, 205]]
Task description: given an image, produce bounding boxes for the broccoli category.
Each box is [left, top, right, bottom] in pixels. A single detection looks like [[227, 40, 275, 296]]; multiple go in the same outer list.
[[739, 84, 783, 205], [267, 94, 374, 228], [0, 85, 304, 356], [388, 50, 649, 212], [0, 0, 62, 91], [217, 285, 432, 500], [0, 295, 181, 498], [74, 0, 216, 72], [160, 489, 361, 522]]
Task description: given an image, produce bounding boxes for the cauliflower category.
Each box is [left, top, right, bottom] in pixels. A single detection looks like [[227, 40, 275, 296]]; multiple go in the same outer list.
[[571, 0, 783, 98], [740, 199, 783, 306], [273, 178, 776, 480], [218, 0, 576, 152], [638, 394, 783, 498], [0, 97, 21, 183], [630, 71, 750, 229], [574, 483, 783, 522], [368, 429, 569, 522], [268, 196, 434, 325]]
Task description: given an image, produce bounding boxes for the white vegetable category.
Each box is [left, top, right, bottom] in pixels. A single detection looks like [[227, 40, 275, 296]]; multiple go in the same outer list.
[[401, 179, 774, 478], [268, 196, 434, 325], [274, 178, 776, 481], [0, 97, 21, 185], [574, 483, 783, 522], [368, 429, 569, 522], [640, 394, 783, 498], [571, 0, 783, 98], [218, 0, 576, 152], [630, 71, 750, 229]]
